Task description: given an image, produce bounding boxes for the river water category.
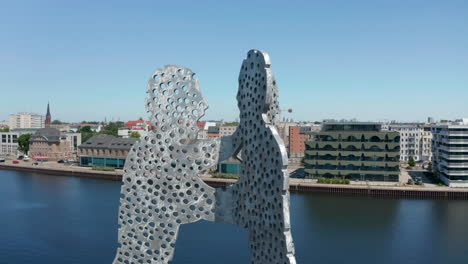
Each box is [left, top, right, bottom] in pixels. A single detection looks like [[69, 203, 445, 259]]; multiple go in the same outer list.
[[1, 170, 468, 264]]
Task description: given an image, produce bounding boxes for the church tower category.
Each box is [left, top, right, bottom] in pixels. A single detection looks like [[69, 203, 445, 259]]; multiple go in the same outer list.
[[45, 102, 51, 128]]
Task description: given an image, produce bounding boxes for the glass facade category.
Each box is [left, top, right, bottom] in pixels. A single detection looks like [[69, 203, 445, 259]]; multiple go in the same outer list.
[[80, 156, 127, 169], [218, 161, 240, 174], [304, 127, 400, 182]]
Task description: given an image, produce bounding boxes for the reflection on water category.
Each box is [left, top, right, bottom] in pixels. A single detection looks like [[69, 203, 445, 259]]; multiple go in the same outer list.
[[1, 170, 468, 264]]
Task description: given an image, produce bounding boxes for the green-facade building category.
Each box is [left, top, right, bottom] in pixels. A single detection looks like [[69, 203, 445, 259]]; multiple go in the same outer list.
[[304, 123, 400, 182]]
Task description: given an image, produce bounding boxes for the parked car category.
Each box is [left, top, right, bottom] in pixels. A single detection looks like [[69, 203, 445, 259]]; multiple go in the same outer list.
[[57, 160, 65, 163], [0, 158, 5, 163], [415, 178, 423, 185], [407, 179, 414, 185], [12, 160, 19, 164], [32, 162, 39, 166]]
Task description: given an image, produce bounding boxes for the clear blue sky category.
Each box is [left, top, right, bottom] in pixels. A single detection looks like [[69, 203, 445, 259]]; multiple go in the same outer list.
[[1, 0, 467, 123]]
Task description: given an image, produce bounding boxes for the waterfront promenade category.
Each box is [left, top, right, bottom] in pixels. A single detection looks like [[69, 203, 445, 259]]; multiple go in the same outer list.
[[1, 161, 468, 199]]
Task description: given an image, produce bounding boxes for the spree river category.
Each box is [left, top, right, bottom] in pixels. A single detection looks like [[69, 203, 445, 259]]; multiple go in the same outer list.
[[1, 170, 468, 264]]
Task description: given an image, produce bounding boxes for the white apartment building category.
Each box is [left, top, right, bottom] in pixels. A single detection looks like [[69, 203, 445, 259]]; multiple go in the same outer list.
[[64, 132, 82, 152], [9, 113, 45, 129], [0, 132, 19, 156], [432, 119, 468, 187], [118, 122, 150, 138], [219, 125, 237, 137], [389, 124, 432, 162], [197, 129, 208, 139]]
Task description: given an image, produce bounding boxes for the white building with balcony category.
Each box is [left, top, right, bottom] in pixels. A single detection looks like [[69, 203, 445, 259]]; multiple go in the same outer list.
[[219, 125, 237, 137], [0, 132, 19, 156], [389, 124, 432, 162], [118, 121, 150, 138], [432, 120, 468, 187], [9, 112, 45, 129]]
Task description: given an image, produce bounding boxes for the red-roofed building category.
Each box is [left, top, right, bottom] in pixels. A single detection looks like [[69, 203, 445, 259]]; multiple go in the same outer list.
[[124, 120, 155, 130], [197, 122, 206, 129]]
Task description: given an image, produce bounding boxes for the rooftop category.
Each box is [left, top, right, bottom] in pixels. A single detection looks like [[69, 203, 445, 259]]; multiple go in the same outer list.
[[321, 122, 382, 132], [78, 134, 137, 150], [30, 128, 61, 143]]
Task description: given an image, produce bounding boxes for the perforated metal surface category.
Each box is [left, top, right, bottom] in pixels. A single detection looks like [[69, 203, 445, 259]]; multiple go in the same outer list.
[[216, 50, 296, 264], [113, 50, 296, 264]]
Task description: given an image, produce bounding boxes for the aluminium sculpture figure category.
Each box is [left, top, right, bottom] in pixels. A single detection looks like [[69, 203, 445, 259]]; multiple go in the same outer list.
[[113, 49, 296, 264]]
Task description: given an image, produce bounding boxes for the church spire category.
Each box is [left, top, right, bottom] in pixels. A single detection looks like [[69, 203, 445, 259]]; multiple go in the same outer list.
[[45, 102, 51, 128]]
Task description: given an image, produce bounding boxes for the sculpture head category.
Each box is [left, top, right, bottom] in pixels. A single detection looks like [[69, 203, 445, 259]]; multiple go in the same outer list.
[[146, 65, 208, 143], [236, 50, 280, 126]]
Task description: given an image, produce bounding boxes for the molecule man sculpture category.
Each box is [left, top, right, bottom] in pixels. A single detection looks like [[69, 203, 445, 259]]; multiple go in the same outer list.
[[113, 50, 296, 264]]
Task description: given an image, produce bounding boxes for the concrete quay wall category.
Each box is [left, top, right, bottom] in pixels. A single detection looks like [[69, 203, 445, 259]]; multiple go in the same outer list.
[[1, 164, 468, 199]]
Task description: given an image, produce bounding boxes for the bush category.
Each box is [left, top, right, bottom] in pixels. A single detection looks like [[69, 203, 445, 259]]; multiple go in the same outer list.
[[92, 166, 115, 172], [212, 173, 239, 179], [317, 178, 350, 184]]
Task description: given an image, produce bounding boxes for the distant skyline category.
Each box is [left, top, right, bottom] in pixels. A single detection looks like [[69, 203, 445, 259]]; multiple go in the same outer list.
[[1, 0, 467, 123]]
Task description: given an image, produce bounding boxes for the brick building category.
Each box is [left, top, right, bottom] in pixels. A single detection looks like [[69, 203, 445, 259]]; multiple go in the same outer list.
[[288, 126, 313, 158], [78, 134, 137, 169], [29, 128, 81, 160]]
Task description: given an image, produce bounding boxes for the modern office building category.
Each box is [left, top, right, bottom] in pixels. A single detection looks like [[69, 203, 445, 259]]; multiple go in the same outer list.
[[304, 122, 400, 182], [207, 126, 220, 138], [0, 132, 19, 156], [9, 112, 45, 129], [431, 119, 468, 187], [78, 134, 137, 168], [389, 124, 432, 162]]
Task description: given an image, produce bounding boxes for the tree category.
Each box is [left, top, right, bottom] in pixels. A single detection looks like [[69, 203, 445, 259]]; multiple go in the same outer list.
[[18, 134, 31, 154], [52, 120, 67, 125], [101, 121, 124, 136], [81, 132, 96, 143], [0, 127, 9, 132], [77, 126, 93, 133], [78, 126, 95, 143], [408, 156, 416, 167], [223, 122, 239, 126], [81, 121, 100, 124], [130, 131, 141, 138]]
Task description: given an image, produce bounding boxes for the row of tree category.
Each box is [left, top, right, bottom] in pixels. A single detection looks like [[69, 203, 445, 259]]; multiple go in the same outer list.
[[78, 121, 140, 143]]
